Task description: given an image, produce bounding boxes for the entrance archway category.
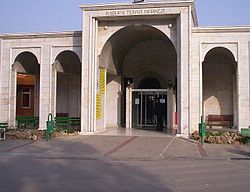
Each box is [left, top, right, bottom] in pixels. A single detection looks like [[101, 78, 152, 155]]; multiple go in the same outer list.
[[13, 52, 40, 117], [100, 25, 177, 130], [202, 47, 237, 128], [54, 51, 81, 118]]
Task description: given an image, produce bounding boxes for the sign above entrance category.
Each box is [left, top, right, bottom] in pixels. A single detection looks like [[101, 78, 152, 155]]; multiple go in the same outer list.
[[105, 8, 171, 17]]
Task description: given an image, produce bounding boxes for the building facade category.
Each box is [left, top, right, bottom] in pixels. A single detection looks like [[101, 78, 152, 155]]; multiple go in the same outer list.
[[0, 0, 250, 137]]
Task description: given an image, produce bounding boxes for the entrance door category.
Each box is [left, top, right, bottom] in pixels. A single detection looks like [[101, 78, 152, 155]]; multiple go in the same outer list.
[[132, 89, 167, 129], [16, 85, 34, 116]]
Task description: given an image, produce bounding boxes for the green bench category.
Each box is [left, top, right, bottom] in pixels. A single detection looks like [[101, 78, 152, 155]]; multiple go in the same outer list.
[[241, 128, 250, 144], [16, 116, 39, 129], [54, 117, 80, 131], [0, 123, 8, 140]]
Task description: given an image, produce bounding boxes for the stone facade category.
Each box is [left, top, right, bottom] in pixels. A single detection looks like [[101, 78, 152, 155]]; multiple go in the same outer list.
[[0, 0, 250, 137]]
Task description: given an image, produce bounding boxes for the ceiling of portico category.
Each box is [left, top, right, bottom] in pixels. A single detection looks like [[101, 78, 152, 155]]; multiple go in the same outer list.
[[100, 25, 175, 75]]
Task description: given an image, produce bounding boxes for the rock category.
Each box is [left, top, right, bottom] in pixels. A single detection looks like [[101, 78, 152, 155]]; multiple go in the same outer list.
[[31, 135, 38, 141], [232, 140, 240, 146], [221, 135, 228, 144], [15, 132, 26, 139], [191, 131, 200, 141]]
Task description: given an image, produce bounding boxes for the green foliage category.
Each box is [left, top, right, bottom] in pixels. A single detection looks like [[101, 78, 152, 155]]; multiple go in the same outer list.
[[206, 131, 223, 137]]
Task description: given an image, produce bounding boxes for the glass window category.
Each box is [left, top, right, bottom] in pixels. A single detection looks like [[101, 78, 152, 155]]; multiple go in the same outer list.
[[22, 88, 31, 108]]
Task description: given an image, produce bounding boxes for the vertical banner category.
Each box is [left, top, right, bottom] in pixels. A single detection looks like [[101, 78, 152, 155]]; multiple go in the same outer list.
[[99, 68, 106, 94], [96, 93, 102, 120], [96, 68, 106, 120]]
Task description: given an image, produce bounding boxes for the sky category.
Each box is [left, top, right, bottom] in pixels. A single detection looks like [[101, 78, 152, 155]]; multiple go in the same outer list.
[[0, 0, 249, 34]]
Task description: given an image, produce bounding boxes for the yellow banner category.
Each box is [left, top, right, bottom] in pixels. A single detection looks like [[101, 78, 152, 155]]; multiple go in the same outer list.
[[100, 68, 106, 94], [96, 68, 106, 119], [96, 93, 101, 120]]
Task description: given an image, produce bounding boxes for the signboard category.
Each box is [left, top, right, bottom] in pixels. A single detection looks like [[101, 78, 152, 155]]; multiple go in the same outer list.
[[160, 99, 165, 104], [135, 98, 140, 105]]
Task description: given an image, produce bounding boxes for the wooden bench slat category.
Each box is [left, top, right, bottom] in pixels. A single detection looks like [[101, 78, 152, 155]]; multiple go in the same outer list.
[[207, 115, 233, 128], [54, 116, 80, 131], [16, 116, 39, 129]]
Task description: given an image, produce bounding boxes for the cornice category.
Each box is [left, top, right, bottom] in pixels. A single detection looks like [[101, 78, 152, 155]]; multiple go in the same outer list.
[[80, 1, 195, 11], [0, 31, 82, 40], [192, 26, 250, 33]]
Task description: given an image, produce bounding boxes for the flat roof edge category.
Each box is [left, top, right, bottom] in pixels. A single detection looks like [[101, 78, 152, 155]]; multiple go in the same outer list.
[[0, 31, 82, 40], [80, 1, 195, 11], [192, 26, 250, 33]]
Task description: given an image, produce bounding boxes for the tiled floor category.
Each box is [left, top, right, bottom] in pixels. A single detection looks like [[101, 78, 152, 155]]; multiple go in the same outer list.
[[97, 126, 177, 137]]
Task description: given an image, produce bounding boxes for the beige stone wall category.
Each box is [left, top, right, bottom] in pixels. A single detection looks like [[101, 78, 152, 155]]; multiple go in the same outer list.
[[0, 32, 82, 128], [57, 73, 81, 117], [106, 74, 121, 127], [191, 27, 250, 131], [203, 55, 234, 117]]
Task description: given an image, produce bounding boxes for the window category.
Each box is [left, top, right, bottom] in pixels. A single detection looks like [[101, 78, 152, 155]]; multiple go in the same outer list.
[[22, 88, 31, 109]]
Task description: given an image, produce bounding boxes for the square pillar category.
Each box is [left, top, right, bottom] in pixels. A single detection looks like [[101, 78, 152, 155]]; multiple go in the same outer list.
[[177, 8, 190, 137], [81, 12, 98, 133], [39, 45, 52, 130], [167, 89, 174, 129], [237, 42, 250, 130], [125, 87, 132, 129]]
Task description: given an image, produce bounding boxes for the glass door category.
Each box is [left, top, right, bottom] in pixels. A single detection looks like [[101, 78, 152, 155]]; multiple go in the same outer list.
[[132, 89, 167, 129]]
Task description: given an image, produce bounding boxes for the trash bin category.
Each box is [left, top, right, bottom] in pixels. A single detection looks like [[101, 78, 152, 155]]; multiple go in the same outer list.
[[45, 113, 54, 141], [199, 116, 206, 145]]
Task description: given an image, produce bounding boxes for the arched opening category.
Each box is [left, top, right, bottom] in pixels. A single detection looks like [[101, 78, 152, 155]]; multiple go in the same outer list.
[[54, 51, 81, 128], [202, 47, 237, 128], [100, 25, 177, 130], [13, 52, 40, 127], [138, 77, 161, 89]]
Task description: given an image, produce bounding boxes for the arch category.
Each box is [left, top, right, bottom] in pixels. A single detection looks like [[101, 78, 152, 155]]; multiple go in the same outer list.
[[13, 51, 40, 117], [12, 51, 40, 75], [138, 77, 161, 89], [54, 50, 81, 75], [137, 71, 166, 89], [204, 47, 237, 66], [54, 50, 81, 119], [202, 45, 238, 63], [202, 46, 237, 128], [100, 25, 176, 75], [102, 24, 177, 128]]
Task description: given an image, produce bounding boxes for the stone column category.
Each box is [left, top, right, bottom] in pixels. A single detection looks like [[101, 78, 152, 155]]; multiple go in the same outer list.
[[51, 67, 57, 117], [9, 68, 16, 127], [176, 8, 190, 137], [125, 87, 132, 129], [0, 46, 12, 125], [0, 39, 2, 122], [81, 12, 98, 133], [167, 89, 174, 129], [237, 42, 250, 130], [39, 45, 52, 129]]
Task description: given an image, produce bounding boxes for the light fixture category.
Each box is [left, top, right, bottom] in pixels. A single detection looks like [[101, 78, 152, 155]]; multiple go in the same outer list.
[[168, 80, 173, 89]]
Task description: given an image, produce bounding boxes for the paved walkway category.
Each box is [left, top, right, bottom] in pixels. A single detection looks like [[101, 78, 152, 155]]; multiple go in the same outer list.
[[1, 128, 250, 192], [0, 127, 250, 161]]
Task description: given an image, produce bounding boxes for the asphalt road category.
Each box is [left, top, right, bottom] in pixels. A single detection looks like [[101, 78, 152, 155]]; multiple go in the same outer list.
[[0, 135, 250, 192]]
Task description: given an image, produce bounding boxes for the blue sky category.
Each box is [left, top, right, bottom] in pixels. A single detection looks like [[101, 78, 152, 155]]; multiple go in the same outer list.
[[0, 0, 249, 34]]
